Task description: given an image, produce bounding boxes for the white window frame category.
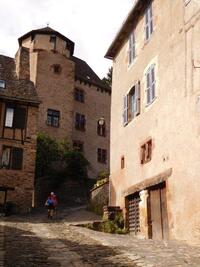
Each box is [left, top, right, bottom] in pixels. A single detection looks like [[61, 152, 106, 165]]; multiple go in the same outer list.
[[5, 107, 14, 128], [0, 80, 6, 89], [128, 31, 136, 65], [145, 2, 153, 41], [146, 65, 156, 105]]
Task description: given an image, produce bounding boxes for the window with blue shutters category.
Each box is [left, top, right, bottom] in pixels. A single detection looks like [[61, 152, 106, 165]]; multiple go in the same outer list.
[[146, 65, 156, 105], [129, 31, 136, 65], [145, 2, 153, 41], [123, 81, 140, 126]]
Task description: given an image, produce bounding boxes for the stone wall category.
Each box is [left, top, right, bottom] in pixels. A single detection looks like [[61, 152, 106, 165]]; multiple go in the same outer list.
[[90, 181, 109, 215]]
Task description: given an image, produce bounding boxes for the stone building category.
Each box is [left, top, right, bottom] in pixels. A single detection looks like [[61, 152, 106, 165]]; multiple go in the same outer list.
[[17, 27, 111, 178], [0, 55, 39, 212], [105, 0, 200, 242]]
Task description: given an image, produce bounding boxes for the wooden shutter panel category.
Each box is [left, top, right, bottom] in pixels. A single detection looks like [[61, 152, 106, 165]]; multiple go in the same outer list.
[[11, 147, 23, 170], [123, 95, 128, 126], [13, 107, 26, 129], [135, 81, 140, 116]]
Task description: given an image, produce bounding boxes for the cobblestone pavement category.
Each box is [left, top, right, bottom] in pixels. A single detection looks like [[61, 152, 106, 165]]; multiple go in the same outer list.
[[0, 207, 200, 267]]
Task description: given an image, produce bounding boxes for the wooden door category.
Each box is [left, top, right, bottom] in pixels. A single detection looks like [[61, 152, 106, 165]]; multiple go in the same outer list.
[[148, 183, 169, 240], [128, 194, 140, 234]]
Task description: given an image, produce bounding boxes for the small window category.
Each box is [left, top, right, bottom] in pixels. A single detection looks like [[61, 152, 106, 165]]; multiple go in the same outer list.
[[97, 119, 106, 137], [145, 2, 153, 41], [129, 31, 136, 65], [74, 88, 84, 103], [5, 107, 14, 127], [0, 80, 6, 89], [47, 109, 60, 127], [141, 139, 152, 164], [121, 156, 125, 169], [97, 148, 107, 164], [123, 81, 140, 126], [5, 106, 27, 129], [53, 64, 62, 74], [1, 146, 23, 170], [75, 113, 86, 131], [50, 35, 56, 43], [146, 65, 156, 105], [73, 141, 84, 152]]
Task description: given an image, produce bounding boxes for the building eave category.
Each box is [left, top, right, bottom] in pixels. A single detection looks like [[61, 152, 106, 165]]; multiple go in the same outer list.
[[105, 0, 149, 59]]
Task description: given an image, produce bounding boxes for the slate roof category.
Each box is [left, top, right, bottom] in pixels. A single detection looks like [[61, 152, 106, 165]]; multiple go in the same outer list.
[[18, 26, 75, 56], [0, 55, 40, 105], [71, 56, 110, 92]]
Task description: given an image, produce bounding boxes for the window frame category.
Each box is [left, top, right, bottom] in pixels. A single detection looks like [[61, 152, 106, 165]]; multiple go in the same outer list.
[[0, 80, 6, 89], [145, 2, 153, 41], [75, 113, 86, 131], [128, 30, 136, 65], [140, 139, 152, 164], [74, 88, 85, 103], [46, 109, 60, 128], [73, 140, 84, 152], [1, 146, 23, 170], [97, 148, 107, 164], [97, 120, 106, 137], [146, 64, 156, 106]]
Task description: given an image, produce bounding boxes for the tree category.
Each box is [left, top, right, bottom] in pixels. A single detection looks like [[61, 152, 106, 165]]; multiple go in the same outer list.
[[102, 67, 113, 88]]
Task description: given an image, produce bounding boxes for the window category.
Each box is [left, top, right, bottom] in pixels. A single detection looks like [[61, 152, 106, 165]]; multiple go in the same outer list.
[[47, 109, 60, 127], [140, 139, 152, 164], [97, 148, 107, 164], [129, 31, 136, 65], [73, 141, 84, 152], [5, 106, 26, 129], [97, 120, 106, 137], [1, 146, 23, 170], [50, 35, 56, 43], [53, 64, 62, 74], [75, 113, 85, 130], [121, 156, 125, 169], [123, 81, 140, 126], [74, 88, 84, 103], [146, 65, 156, 105], [0, 80, 6, 89], [145, 2, 153, 41]]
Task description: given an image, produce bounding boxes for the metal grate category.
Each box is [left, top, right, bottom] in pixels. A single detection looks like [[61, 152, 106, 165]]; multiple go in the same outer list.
[[128, 195, 140, 234]]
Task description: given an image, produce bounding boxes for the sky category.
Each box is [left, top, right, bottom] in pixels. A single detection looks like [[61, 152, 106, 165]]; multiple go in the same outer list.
[[0, 0, 134, 79]]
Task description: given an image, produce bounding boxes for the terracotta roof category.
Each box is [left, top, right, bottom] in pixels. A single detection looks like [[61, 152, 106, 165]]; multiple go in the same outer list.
[[0, 55, 40, 105], [18, 26, 75, 56], [105, 0, 148, 59], [71, 56, 110, 92]]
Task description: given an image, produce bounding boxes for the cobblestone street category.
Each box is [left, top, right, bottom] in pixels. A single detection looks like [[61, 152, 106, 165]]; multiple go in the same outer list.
[[0, 207, 200, 267]]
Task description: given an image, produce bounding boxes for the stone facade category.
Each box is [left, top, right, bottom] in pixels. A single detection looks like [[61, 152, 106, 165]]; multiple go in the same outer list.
[[106, 0, 200, 242], [17, 27, 111, 178]]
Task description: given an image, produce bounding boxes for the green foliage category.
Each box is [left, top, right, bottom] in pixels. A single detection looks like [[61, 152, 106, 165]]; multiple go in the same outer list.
[[35, 133, 62, 178], [35, 133, 89, 188], [97, 170, 110, 180], [63, 150, 89, 181], [84, 212, 127, 234], [102, 67, 113, 88]]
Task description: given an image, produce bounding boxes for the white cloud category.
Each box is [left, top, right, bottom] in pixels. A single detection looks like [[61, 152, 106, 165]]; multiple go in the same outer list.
[[0, 0, 133, 78]]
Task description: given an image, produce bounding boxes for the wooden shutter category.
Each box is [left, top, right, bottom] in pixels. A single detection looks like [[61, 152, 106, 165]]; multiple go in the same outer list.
[[128, 194, 140, 234], [13, 107, 26, 129], [123, 95, 128, 126], [135, 81, 140, 116], [11, 147, 23, 170]]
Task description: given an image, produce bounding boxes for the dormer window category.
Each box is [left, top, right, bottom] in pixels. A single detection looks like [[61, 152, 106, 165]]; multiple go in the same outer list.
[[0, 80, 6, 89], [50, 35, 56, 43]]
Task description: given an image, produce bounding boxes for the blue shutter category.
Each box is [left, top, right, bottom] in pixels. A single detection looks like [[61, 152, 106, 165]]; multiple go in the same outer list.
[[123, 95, 128, 126], [135, 81, 140, 115]]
